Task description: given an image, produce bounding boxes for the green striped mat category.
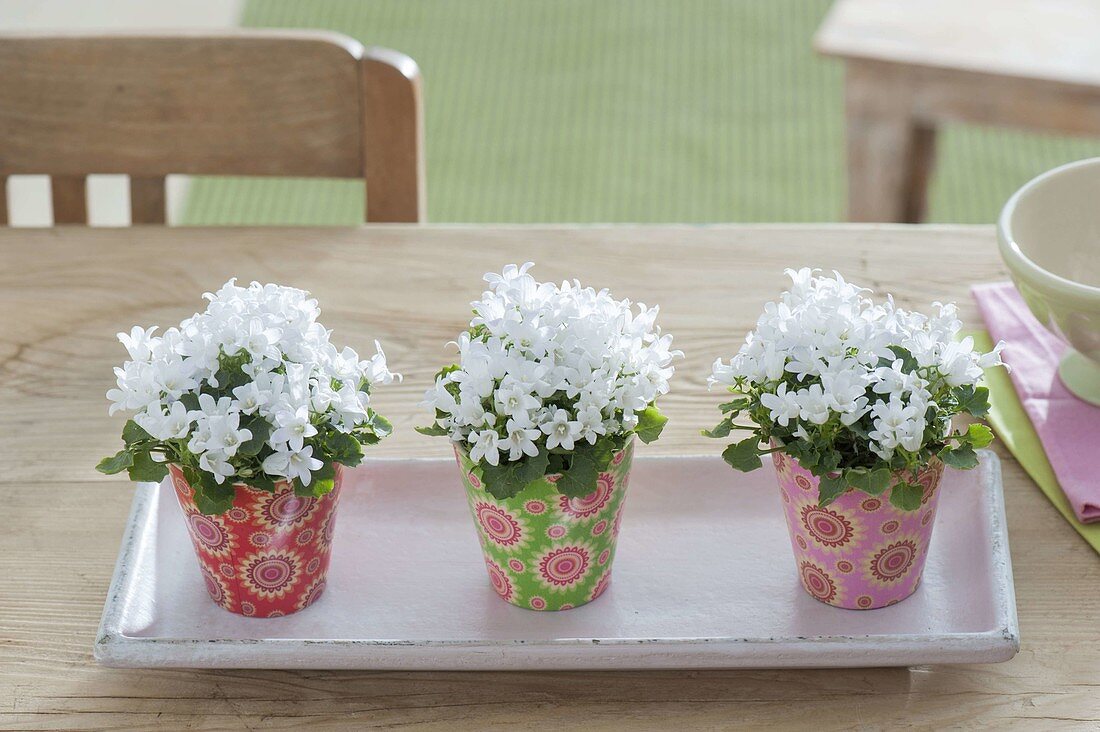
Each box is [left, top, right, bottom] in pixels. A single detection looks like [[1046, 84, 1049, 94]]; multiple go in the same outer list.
[[182, 0, 1100, 224]]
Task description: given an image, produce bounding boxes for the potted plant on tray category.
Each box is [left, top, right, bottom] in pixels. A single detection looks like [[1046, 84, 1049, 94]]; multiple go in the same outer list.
[[419, 263, 681, 611], [97, 279, 400, 617], [705, 269, 1006, 609]]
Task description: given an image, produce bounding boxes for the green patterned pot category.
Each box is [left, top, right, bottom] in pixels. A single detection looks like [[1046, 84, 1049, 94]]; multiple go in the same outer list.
[[456, 439, 635, 611]]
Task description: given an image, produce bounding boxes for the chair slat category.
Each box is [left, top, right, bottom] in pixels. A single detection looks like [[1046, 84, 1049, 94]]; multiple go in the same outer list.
[[51, 176, 87, 224], [0, 34, 363, 179], [363, 48, 426, 223], [130, 176, 167, 224]]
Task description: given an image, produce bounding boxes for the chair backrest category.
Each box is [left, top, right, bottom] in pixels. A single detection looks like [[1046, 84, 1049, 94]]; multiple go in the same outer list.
[[0, 30, 425, 224]]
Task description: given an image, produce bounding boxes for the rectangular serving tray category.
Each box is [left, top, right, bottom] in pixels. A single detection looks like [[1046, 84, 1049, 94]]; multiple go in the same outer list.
[[95, 451, 1018, 670]]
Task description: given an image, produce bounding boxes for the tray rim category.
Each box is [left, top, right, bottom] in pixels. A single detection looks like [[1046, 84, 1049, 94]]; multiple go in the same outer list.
[[94, 451, 1019, 669]]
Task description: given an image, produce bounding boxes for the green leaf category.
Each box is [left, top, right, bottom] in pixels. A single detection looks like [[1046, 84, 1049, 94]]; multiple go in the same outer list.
[[721, 438, 763, 472], [718, 398, 750, 414], [213, 367, 248, 392], [849, 467, 892, 496], [547, 452, 570, 476], [193, 479, 236, 515], [966, 423, 994, 449], [415, 424, 450, 437], [122, 420, 153, 446], [481, 449, 551, 500], [182, 466, 237, 515], [434, 364, 461, 380], [954, 384, 991, 419], [817, 473, 848, 506], [785, 439, 821, 471], [887, 345, 919, 373], [245, 473, 277, 493], [358, 432, 381, 446], [295, 459, 337, 498], [555, 443, 606, 498], [816, 447, 842, 474], [889, 480, 923, 511], [369, 411, 393, 438], [238, 417, 272, 456], [867, 468, 892, 495], [634, 405, 668, 445], [127, 450, 169, 483], [701, 418, 732, 439], [96, 450, 134, 475], [940, 444, 979, 470], [326, 431, 365, 467]]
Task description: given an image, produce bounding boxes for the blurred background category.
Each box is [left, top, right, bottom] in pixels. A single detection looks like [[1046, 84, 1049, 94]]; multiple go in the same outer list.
[[4, 0, 1099, 226]]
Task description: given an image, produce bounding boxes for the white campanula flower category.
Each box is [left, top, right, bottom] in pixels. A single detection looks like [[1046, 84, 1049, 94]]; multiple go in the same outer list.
[[709, 268, 1006, 464], [134, 401, 193, 441], [102, 278, 400, 493], [199, 450, 235, 483], [422, 263, 681, 466], [262, 444, 324, 486], [271, 405, 317, 452], [502, 417, 541, 461], [759, 382, 800, 427], [541, 408, 582, 451], [469, 429, 503, 466]]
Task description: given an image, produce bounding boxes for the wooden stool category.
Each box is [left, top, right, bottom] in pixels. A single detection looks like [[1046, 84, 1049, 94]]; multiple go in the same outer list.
[[816, 0, 1100, 222]]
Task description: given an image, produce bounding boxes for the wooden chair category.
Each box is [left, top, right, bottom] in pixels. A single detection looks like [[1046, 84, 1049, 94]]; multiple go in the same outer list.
[[0, 30, 425, 225]]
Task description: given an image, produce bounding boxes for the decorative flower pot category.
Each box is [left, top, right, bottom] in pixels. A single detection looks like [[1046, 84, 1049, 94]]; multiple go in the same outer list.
[[167, 463, 343, 618], [772, 452, 944, 610], [456, 440, 634, 611]]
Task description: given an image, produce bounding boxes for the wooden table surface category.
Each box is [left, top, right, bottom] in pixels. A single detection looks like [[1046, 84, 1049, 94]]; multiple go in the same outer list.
[[815, 0, 1100, 87], [2, 225, 1098, 730]]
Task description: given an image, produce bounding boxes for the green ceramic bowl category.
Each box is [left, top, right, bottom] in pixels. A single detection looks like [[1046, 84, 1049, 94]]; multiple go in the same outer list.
[[998, 157, 1100, 406]]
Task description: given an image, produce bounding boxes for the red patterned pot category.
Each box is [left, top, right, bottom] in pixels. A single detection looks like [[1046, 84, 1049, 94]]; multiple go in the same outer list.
[[772, 451, 944, 610], [167, 463, 342, 618]]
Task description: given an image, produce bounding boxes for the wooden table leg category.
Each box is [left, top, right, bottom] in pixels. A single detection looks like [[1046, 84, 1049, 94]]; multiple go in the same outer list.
[[844, 60, 936, 223]]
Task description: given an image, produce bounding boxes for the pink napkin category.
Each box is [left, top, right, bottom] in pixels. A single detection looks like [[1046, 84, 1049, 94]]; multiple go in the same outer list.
[[973, 282, 1100, 523]]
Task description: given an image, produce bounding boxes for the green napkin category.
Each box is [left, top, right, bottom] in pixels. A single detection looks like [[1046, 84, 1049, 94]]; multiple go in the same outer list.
[[973, 331, 1100, 553]]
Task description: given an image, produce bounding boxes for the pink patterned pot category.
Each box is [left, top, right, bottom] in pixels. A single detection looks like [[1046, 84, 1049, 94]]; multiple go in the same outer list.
[[772, 451, 944, 610], [167, 463, 342, 618]]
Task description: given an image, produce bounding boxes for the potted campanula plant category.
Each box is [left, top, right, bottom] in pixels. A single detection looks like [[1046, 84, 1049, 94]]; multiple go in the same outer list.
[[97, 279, 400, 617], [419, 263, 681, 611], [705, 269, 1006, 609]]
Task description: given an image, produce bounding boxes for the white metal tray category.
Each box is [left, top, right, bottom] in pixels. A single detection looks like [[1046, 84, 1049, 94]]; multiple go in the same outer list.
[[95, 452, 1018, 670]]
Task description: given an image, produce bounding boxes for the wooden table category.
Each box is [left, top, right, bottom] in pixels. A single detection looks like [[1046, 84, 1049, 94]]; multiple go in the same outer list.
[[2, 225, 1098, 729], [816, 0, 1100, 223]]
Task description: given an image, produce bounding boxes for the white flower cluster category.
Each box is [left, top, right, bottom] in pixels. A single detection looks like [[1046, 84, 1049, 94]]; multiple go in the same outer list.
[[709, 268, 1005, 460], [107, 279, 399, 485], [423, 263, 680, 466]]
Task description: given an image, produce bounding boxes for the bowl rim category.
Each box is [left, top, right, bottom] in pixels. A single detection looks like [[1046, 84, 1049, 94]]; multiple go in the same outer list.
[[997, 156, 1100, 300]]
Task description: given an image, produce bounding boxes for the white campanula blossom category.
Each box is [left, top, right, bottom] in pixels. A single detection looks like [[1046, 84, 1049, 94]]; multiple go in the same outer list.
[[422, 263, 681, 465], [104, 279, 400, 489], [709, 268, 1006, 462]]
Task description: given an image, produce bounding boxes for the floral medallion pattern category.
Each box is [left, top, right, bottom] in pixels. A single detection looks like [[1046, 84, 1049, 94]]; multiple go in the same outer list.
[[458, 441, 634, 611], [256, 491, 315, 531], [774, 453, 944, 609], [241, 549, 303, 600], [473, 502, 527, 550], [186, 512, 235, 557], [799, 560, 837, 604], [169, 463, 343, 617], [558, 474, 615, 519], [799, 505, 856, 549]]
